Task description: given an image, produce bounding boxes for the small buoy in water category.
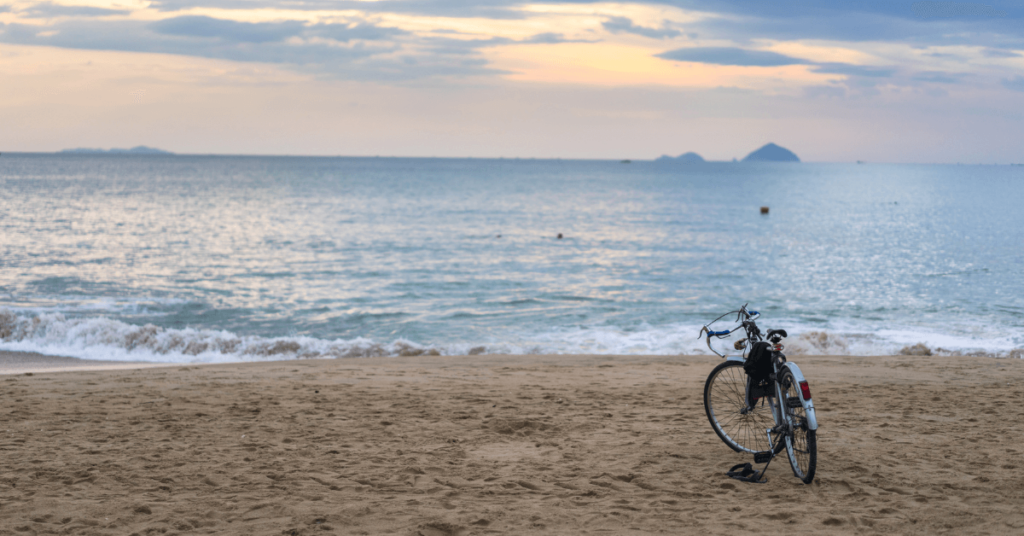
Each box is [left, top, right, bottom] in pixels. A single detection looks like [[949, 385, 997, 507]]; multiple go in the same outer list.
[[557, 233, 563, 239], [760, 206, 769, 214]]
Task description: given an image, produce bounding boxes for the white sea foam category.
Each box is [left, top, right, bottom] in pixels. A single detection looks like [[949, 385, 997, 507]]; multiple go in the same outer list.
[[0, 309, 1020, 364], [0, 309, 441, 363]]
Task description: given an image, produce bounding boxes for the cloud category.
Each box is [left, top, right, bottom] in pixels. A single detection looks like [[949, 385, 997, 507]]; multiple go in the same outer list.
[[671, 0, 1024, 48], [308, 23, 408, 42], [25, 0, 1024, 48], [911, 2, 1007, 19], [981, 47, 1021, 57], [419, 32, 585, 56], [811, 63, 896, 78], [149, 0, 529, 19], [912, 70, 963, 83], [602, 16, 679, 39], [0, 16, 512, 80], [18, 2, 132, 17], [652, 46, 905, 92], [150, 0, 280, 9], [123, 0, 1024, 48], [0, 7, 597, 82], [6, 0, 1024, 88], [422, 36, 512, 56], [149, 16, 306, 44], [655, 48, 900, 84], [803, 85, 847, 99], [804, 62, 901, 91], [0, 20, 370, 62], [522, 32, 575, 44], [655, 46, 806, 66], [1001, 76, 1024, 92]]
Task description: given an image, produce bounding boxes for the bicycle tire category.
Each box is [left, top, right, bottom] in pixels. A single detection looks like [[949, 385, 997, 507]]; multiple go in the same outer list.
[[703, 361, 777, 454], [779, 368, 817, 483]]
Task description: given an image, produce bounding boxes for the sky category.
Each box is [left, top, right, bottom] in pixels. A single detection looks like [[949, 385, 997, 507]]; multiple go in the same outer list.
[[1, 1, 1023, 162]]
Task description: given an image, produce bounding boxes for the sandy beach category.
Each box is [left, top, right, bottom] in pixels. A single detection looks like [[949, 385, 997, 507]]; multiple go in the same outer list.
[[0, 351, 1021, 535]]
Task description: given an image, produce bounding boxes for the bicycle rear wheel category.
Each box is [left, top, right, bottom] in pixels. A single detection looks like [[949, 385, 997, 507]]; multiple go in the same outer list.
[[779, 368, 817, 483], [703, 361, 777, 453]]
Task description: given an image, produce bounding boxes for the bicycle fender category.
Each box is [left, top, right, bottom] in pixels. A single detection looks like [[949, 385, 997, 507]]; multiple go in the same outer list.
[[781, 363, 818, 431], [726, 355, 745, 362]]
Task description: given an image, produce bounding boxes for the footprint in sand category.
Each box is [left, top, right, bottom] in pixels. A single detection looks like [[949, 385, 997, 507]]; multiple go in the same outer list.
[[417, 522, 467, 536]]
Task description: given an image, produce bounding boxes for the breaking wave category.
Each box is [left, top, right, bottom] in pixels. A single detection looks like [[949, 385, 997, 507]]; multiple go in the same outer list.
[[0, 309, 449, 363], [0, 309, 1020, 364]]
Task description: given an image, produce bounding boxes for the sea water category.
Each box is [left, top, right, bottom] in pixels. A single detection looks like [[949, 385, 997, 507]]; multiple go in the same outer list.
[[1, 154, 1021, 363]]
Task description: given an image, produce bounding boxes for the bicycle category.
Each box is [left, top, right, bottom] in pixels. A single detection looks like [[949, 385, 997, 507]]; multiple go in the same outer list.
[[699, 304, 818, 484]]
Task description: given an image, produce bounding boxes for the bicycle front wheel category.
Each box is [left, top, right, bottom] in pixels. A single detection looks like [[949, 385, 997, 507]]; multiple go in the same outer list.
[[703, 361, 777, 453], [779, 368, 817, 483]]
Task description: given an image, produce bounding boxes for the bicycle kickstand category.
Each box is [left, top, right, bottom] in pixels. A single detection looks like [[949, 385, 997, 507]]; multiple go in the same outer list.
[[726, 428, 778, 483]]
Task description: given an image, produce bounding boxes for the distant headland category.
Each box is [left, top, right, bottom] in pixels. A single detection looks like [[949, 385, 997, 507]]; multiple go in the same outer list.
[[655, 143, 799, 163], [654, 151, 705, 163], [60, 146, 173, 155]]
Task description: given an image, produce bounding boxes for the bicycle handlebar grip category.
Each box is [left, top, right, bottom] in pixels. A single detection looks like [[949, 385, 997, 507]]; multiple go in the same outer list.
[[707, 330, 730, 337]]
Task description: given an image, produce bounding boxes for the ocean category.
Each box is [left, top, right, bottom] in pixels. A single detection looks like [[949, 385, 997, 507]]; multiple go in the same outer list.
[[1, 153, 1021, 363]]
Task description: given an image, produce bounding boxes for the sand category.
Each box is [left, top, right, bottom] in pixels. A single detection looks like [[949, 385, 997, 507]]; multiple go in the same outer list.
[[0, 351, 168, 375], [0, 351, 1022, 535]]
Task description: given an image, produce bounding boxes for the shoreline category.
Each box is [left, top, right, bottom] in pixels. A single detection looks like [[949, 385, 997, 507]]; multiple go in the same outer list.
[[0, 350, 642, 376], [1, 347, 1020, 377], [0, 350, 173, 375], [1, 347, 1020, 376]]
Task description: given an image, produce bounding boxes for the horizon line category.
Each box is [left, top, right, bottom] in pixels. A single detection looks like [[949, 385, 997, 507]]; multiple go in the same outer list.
[[1, 151, 1020, 166]]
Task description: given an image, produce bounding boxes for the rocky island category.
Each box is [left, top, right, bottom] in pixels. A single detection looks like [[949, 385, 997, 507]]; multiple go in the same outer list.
[[742, 143, 799, 162]]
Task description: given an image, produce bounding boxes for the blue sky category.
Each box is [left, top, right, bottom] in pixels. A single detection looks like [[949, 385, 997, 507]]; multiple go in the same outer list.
[[1, 1, 1022, 162]]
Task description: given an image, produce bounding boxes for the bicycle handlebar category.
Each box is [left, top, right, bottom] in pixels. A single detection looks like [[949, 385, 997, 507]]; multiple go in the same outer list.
[[737, 304, 759, 321], [699, 304, 765, 357]]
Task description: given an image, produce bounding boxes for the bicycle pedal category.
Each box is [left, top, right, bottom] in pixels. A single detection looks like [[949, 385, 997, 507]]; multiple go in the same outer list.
[[753, 451, 773, 464], [786, 397, 803, 408]]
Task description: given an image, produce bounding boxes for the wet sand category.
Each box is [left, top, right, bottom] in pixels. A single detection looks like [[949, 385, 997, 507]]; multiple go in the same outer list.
[[0, 351, 167, 376], [0, 352, 1022, 535]]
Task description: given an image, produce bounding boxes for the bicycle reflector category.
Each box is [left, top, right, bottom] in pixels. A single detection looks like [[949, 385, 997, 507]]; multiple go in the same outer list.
[[799, 381, 812, 400]]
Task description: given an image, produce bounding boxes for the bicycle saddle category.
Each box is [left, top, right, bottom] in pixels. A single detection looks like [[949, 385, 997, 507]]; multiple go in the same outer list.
[[766, 329, 788, 342]]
